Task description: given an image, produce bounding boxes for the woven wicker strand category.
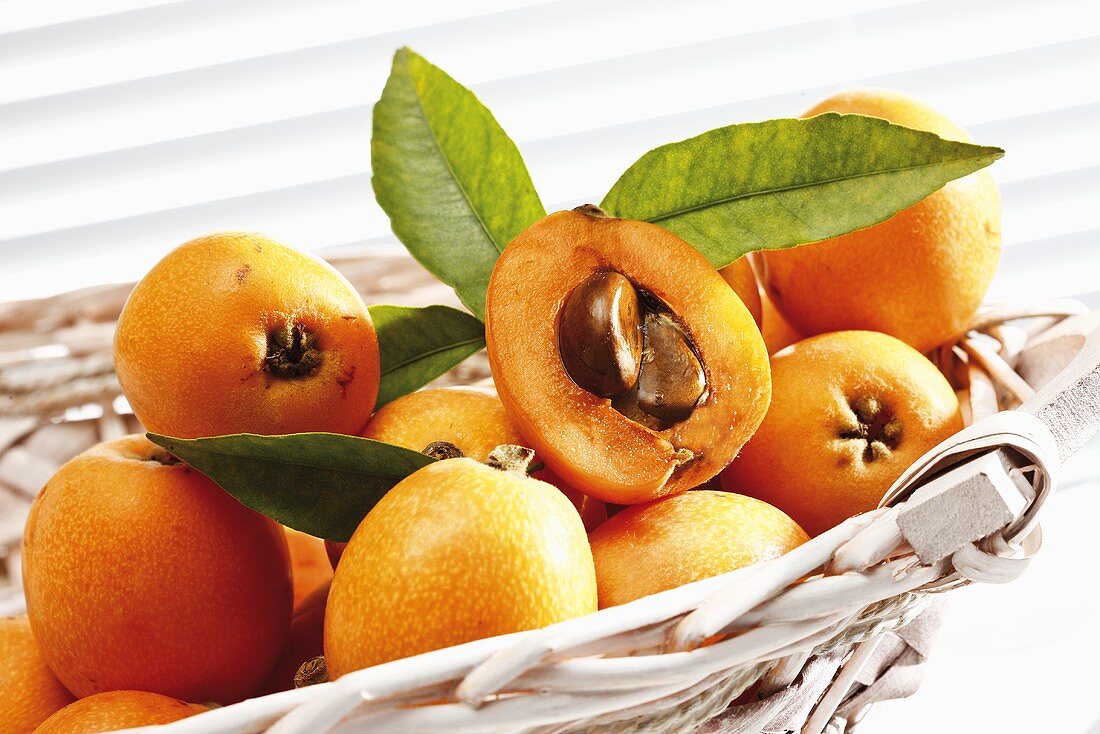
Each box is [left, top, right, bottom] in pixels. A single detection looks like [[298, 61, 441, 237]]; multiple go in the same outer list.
[[1, 251, 1096, 734]]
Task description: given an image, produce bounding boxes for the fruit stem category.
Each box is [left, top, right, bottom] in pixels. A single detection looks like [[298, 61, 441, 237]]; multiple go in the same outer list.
[[573, 203, 612, 219], [265, 322, 323, 379], [672, 447, 696, 466], [148, 448, 182, 467], [294, 656, 328, 688], [423, 441, 466, 460]]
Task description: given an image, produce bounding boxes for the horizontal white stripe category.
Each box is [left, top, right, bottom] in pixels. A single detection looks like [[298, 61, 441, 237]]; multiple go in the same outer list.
[[0, 0, 1096, 307], [1, 37, 1096, 244], [0, 0, 911, 107], [0, 0, 1091, 171]]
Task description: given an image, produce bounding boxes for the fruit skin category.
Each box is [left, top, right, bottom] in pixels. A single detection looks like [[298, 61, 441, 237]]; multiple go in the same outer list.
[[0, 616, 75, 734], [361, 386, 607, 532], [533, 466, 608, 533], [22, 435, 292, 703], [324, 457, 597, 677], [718, 256, 762, 328], [114, 231, 380, 438], [257, 581, 329, 695], [486, 209, 770, 504], [589, 490, 808, 607], [32, 691, 205, 734], [760, 286, 803, 355], [760, 90, 1002, 352], [721, 331, 962, 537], [362, 386, 526, 462], [283, 527, 333, 613]]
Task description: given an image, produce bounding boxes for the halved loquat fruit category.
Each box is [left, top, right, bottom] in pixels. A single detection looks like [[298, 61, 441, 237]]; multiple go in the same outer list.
[[590, 490, 807, 608], [486, 207, 770, 505], [114, 232, 380, 438], [721, 331, 962, 536], [324, 447, 596, 677]]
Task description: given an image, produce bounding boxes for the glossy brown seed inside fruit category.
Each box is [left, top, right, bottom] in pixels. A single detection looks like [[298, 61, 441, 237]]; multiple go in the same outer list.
[[610, 386, 668, 432], [558, 271, 644, 397], [636, 312, 707, 423]]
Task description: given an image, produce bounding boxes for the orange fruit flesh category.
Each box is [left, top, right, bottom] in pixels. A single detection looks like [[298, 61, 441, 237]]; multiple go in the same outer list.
[[486, 209, 770, 504], [718, 256, 762, 328]]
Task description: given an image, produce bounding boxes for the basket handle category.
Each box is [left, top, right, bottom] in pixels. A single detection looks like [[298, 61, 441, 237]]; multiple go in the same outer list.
[[888, 313, 1100, 567], [1017, 311, 1100, 465]]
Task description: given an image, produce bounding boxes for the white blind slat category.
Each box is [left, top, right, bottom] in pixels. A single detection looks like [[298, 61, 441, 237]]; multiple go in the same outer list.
[[0, 0, 1097, 308]]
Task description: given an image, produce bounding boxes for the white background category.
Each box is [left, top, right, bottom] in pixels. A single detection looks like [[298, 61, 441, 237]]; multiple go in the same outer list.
[[1, 1, 1099, 731]]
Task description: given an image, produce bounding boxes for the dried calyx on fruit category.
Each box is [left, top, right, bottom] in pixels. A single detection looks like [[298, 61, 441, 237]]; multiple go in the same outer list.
[[423, 441, 539, 476], [294, 656, 328, 688], [264, 321, 324, 379], [839, 396, 903, 464], [421, 440, 466, 461], [484, 444, 537, 474], [559, 270, 707, 430]]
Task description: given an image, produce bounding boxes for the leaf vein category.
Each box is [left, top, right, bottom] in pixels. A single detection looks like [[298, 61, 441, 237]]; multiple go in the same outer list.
[[150, 437, 428, 479], [380, 337, 486, 377], [405, 57, 503, 254], [646, 152, 1000, 224]]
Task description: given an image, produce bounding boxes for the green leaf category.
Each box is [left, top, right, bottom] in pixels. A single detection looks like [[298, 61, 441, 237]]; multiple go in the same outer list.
[[600, 113, 1004, 268], [148, 432, 435, 542], [372, 47, 545, 319], [370, 303, 486, 408]]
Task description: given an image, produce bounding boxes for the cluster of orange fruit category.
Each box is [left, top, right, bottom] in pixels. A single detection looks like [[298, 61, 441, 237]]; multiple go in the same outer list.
[[0, 90, 999, 733]]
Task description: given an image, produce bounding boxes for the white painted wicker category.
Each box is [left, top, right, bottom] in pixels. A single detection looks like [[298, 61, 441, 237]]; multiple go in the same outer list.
[[1, 250, 1097, 734]]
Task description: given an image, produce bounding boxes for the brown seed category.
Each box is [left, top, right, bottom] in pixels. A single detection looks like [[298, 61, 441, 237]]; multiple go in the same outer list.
[[637, 312, 707, 423], [610, 386, 669, 432], [558, 271, 643, 397]]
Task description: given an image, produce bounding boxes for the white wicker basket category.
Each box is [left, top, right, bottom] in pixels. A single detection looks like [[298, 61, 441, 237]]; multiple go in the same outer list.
[[2, 250, 1097, 734]]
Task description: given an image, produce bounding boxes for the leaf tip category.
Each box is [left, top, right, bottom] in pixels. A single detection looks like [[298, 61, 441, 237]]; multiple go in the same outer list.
[[145, 431, 172, 449]]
